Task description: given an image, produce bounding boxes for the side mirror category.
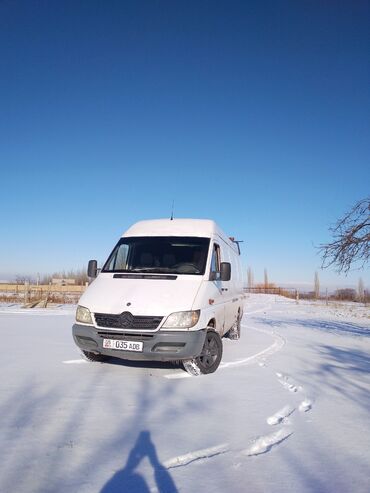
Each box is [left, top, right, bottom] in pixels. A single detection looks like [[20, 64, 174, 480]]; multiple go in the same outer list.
[[220, 262, 231, 281], [87, 259, 98, 278]]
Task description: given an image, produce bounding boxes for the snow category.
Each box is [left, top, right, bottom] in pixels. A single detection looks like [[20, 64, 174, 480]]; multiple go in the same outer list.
[[266, 404, 295, 425], [242, 428, 293, 457], [0, 295, 369, 492]]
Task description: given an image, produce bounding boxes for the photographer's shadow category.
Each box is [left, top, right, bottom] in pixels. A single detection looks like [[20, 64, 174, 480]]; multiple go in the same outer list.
[[100, 431, 178, 493]]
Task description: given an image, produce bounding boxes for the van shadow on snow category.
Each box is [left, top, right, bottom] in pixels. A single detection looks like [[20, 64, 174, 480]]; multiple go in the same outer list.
[[102, 356, 182, 371], [100, 431, 178, 493]]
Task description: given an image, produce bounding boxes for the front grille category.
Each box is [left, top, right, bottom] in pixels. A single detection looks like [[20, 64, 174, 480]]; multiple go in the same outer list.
[[97, 331, 155, 341], [94, 312, 163, 331]]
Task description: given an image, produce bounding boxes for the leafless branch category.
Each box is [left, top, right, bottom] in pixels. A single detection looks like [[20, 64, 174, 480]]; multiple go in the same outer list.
[[319, 197, 370, 274]]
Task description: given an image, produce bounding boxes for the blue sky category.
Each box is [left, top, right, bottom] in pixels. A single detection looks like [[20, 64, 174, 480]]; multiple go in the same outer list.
[[1, 0, 369, 289]]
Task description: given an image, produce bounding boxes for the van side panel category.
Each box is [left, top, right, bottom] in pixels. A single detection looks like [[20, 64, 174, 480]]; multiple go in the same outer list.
[[192, 233, 244, 336]]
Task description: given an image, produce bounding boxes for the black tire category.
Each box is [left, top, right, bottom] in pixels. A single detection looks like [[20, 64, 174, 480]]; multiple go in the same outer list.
[[227, 311, 241, 340], [183, 330, 223, 375], [82, 350, 110, 362]]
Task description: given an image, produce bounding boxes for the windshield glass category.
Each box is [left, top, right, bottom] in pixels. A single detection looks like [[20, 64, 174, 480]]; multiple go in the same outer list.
[[102, 236, 210, 275]]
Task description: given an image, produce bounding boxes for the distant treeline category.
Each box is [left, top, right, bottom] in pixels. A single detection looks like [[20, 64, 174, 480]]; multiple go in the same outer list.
[[15, 268, 89, 286], [299, 288, 370, 303]]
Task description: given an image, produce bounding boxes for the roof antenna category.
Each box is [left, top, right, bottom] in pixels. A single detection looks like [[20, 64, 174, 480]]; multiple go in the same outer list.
[[170, 199, 175, 220]]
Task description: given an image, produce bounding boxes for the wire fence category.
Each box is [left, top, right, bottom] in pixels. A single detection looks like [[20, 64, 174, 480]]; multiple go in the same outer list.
[[245, 286, 299, 300], [0, 283, 86, 305], [244, 286, 369, 304], [1, 283, 368, 306]]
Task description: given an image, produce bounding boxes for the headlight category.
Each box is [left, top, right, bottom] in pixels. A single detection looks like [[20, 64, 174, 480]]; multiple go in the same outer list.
[[76, 305, 93, 325], [162, 310, 200, 328]]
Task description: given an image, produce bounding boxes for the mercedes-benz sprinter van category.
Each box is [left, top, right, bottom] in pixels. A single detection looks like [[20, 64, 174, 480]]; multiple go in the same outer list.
[[72, 219, 244, 375]]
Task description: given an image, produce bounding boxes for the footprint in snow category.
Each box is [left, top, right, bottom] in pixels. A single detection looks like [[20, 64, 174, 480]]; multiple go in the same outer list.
[[299, 399, 313, 412], [276, 372, 301, 392], [278, 378, 298, 392], [242, 428, 293, 457], [163, 443, 229, 469], [275, 373, 313, 412], [267, 405, 295, 425]]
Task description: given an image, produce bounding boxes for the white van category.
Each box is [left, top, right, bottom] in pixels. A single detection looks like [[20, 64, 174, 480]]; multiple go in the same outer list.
[[72, 219, 244, 375]]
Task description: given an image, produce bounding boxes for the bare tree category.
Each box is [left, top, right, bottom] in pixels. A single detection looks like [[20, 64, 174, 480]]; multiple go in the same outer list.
[[264, 268, 268, 291], [314, 271, 320, 299], [319, 197, 370, 273], [247, 267, 254, 288], [41, 274, 52, 285], [15, 275, 33, 284], [358, 277, 365, 302]]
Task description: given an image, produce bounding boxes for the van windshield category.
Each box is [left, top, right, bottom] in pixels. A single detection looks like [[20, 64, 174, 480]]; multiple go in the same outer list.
[[102, 236, 210, 275]]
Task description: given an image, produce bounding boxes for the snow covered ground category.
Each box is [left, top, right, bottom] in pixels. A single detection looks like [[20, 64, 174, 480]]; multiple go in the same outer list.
[[0, 295, 369, 493]]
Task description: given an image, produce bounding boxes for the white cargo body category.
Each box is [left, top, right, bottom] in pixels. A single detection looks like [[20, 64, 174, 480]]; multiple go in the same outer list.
[[72, 218, 244, 374]]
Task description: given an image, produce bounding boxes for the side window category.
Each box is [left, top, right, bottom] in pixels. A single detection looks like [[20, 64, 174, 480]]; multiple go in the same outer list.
[[109, 244, 129, 270], [210, 244, 221, 280]]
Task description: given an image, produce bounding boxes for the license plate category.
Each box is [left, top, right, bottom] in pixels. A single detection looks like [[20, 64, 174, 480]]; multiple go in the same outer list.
[[103, 338, 143, 352]]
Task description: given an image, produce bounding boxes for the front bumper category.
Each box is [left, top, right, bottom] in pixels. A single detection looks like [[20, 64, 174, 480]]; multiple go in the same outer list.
[[72, 324, 207, 361]]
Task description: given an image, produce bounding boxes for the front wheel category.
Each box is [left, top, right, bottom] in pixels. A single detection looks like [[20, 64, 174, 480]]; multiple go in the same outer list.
[[183, 330, 223, 375]]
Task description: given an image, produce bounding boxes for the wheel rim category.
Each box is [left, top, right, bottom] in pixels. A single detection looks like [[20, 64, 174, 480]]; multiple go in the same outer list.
[[199, 333, 219, 368]]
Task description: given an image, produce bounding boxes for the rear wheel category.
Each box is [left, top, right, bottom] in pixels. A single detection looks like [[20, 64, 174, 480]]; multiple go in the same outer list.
[[82, 350, 110, 362], [183, 330, 223, 375]]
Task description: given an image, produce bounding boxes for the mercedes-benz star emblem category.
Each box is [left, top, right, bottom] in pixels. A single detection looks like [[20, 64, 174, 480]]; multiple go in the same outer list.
[[119, 311, 134, 328]]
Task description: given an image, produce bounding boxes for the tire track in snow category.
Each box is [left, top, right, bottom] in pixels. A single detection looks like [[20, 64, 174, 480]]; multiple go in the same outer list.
[[63, 359, 88, 364], [219, 302, 280, 370], [218, 326, 285, 370], [164, 321, 285, 379], [0, 309, 74, 316], [163, 328, 284, 378]]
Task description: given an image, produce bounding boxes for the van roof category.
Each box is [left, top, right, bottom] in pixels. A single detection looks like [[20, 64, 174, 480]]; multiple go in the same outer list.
[[123, 218, 237, 251]]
